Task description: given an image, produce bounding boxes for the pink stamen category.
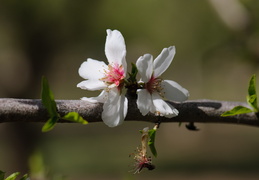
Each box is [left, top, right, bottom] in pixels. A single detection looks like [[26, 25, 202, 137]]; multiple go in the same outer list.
[[102, 63, 125, 87]]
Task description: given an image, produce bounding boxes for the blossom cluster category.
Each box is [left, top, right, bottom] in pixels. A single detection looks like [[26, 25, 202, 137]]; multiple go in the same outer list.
[[77, 29, 189, 127]]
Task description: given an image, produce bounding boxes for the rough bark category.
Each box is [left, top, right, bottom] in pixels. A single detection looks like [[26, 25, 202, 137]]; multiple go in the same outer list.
[[0, 98, 258, 127]]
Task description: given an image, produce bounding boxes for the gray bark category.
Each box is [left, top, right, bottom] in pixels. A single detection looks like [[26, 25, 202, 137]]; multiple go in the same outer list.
[[0, 98, 258, 127]]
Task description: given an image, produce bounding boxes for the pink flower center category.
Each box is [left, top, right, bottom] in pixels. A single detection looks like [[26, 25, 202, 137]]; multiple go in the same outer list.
[[101, 63, 125, 87], [145, 76, 163, 95]]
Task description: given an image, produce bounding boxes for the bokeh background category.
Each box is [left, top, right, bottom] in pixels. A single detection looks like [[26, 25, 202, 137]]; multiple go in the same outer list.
[[1, 0, 259, 179]]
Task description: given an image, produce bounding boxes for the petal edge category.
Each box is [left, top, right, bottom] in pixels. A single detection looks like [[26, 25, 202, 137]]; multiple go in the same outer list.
[[105, 29, 127, 65], [153, 46, 175, 78]]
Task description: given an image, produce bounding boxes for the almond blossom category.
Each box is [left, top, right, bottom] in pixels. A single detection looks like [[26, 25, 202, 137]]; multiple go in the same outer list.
[[77, 29, 128, 127], [136, 46, 189, 118]]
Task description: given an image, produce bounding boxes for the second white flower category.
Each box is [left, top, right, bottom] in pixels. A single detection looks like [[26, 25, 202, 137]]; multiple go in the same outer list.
[[136, 46, 189, 118]]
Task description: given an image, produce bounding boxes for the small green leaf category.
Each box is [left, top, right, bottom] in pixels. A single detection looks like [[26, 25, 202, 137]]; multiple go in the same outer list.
[[5, 172, 20, 180], [247, 74, 258, 111], [42, 116, 59, 132], [19, 174, 29, 180], [0, 171, 5, 180], [221, 106, 253, 116], [130, 63, 138, 77], [41, 76, 60, 132], [62, 112, 88, 124], [41, 76, 58, 117], [127, 63, 138, 82], [148, 129, 157, 157]]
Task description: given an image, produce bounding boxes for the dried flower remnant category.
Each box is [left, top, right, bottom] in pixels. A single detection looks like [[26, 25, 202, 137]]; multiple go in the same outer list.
[[131, 127, 155, 174]]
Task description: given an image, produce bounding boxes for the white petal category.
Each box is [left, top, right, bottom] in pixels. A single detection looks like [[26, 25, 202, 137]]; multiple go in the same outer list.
[[77, 80, 106, 91], [151, 92, 179, 118], [78, 58, 108, 80], [102, 88, 128, 127], [136, 89, 152, 116], [136, 54, 153, 83], [162, 80, 189, 102], [105, 29, 127, 66], [81, 90, 108, 103], [121, 56, 127, 76], [153, 46, 176, 78]]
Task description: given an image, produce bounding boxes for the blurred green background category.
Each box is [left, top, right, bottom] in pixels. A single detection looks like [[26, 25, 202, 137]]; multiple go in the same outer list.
[[1, 0, 259, 179]]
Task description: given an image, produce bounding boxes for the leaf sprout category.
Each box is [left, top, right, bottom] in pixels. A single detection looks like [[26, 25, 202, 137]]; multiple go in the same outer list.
[[221, 74, 258, 116], [41, 76, 88, 132]]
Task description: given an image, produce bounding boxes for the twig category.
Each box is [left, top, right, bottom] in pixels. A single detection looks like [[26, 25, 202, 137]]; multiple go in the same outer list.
[[0, 98, 258, 127]]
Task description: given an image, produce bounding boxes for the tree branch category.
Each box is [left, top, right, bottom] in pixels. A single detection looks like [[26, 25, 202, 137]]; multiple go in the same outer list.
[[0, 98, 258, 127]]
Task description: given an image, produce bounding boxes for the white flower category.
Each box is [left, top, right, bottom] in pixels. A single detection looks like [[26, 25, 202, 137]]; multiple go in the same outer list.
[[77, 29, 128, 127], [136, 46, 189, 118]]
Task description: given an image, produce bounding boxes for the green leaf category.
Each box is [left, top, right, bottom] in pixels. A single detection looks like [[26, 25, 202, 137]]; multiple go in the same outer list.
[[41, 76, 60, 132], [247, 74, 258, 111], [62, 112, 88, 124], [0, 171, 5, 180], [5, 172, 20, 180], [20, 174, 29, 180], [127, 63, 138, 82], [130, 63, 138, 77], [221, 106, 253, 116], [41, 76, 58, 117], [42, 116, 59, 132], [148, 129, 157, 157]]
